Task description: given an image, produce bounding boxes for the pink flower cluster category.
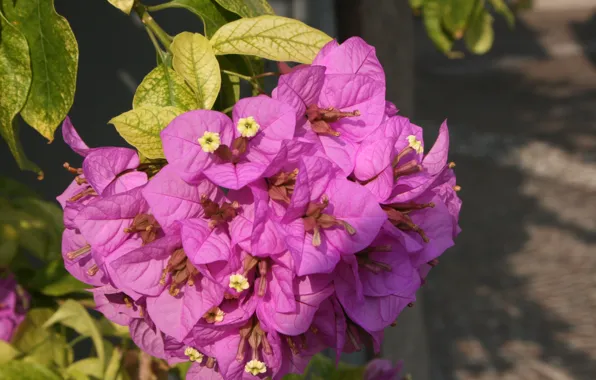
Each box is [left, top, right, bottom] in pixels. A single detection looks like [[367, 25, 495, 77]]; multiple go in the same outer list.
[[0, 273, 28, 342], [58, 37, 461, 379]]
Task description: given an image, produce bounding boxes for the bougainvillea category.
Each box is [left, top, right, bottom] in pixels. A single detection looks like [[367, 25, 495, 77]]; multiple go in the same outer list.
[[0, 273, 28, 342], [57, 37, 461, 379]]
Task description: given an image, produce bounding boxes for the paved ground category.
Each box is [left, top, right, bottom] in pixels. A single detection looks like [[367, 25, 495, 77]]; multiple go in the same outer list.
[[414, 8, 596, 380]]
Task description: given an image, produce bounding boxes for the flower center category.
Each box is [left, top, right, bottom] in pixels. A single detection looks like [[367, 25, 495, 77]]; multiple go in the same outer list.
[[407, 135, 424, 154], [237, 116, 260, 138], [302, 195, 356, 247], [245, 359, 267, 376], [159, 248, 199, 296], [203, 306, 225, 323], [184, 347, 204, 363], [198, 131, 221, 153], [200, 195, 240, 229], [267, 168, 299, 204], [229, 273, 250, 293], [382, 202, 435, 242], [124, 214, 161, 244], [306, 104, 360, 137]]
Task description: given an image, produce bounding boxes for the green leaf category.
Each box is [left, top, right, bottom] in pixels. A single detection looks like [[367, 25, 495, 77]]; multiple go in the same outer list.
[[2, 0, 78, 141], [0, 177, 39, 199], [171, 32, 221, 109], [465, 1, 494, 55], [0, 11, 40, 175], [442, 0, 476, 39], [210, 15, 332, 64], [43, 300, 105, 366], [489, 0, 515, 28], [12, 308, 73, 368], [165, 0, 238, 38], [109, 106, 183, 159], [133, 65, 198, 111], [1, 197, 63, 262], [97, 318, 130, 339], [0, 361, 61, 380], [107, 0, 134, 15], [30, 259, 89, 296], [409, 0, 424, 9], [173, 361, 193, 377], [104, 345, 123, 380], [422, 0, 456, 56], [0, 223, 19, 266], [66, 358, 103, 379], [0, 340, 20, 364], [213, 0, 274, 18]]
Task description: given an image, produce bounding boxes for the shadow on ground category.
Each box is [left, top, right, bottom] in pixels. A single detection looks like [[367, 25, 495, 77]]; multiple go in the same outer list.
[[414, 11, 596, 380]]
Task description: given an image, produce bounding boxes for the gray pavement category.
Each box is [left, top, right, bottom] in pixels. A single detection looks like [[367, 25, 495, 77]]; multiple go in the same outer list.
[[413, 8, 596, 380]]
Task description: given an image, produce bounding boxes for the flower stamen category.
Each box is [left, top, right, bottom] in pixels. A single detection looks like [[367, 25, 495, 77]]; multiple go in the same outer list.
[[198, 131, 221, 153], [237, 116, 260, 138]]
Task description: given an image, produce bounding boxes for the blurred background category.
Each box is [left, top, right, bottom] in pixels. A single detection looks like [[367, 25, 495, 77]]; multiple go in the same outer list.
[[1, 0, 595, 379]]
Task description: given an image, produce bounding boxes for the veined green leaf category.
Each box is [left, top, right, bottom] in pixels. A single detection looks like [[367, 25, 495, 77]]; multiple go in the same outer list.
[[213, 0, 274, 18], [12, 308, 73, 368], [465, 1, 494, 54], [133, 65, 198, 111], [2, 0, 78, 141], [110, 106, 183, 159], [43, 300, 105, 366], [171, 32, 221, 109], [164, 0, 238, 38], [489, 0, 515, 28], [0, 361, 61, 380], [0, 11, 39, 175], [107, 0, 134, 15], [210, 15, 332, 64], [0, 340, 20, 364]]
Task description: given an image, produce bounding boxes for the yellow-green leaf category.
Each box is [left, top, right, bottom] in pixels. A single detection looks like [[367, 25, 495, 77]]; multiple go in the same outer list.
[[210, 15, 332, 64], [3, 0, 78, 141], [213, 0, 274, 18], [133, 65, 198, 111], [110, 106, 183, 159], [171, 32, 221, 109], [107, 0, 134, 15], [0, 361, 61, 380], [0, 11, 40, 175], [66, 358, 103, 379], [0, 340, 19, 364], [12, 308, 73, 368], [43, 300, 105, 366], [465, 2, 494, 55]]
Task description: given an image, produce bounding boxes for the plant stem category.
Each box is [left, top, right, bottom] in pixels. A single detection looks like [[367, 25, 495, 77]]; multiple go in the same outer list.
[[134, 4, 172, 51], [68, 335, 87, 348], [146, 2, 174, 12], [252, 72, 279, 80], [221, 70, 253, 82], [146, 27, 167, 64]]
